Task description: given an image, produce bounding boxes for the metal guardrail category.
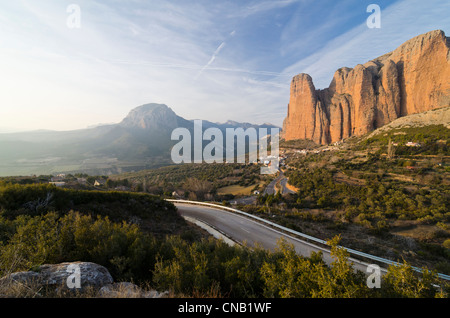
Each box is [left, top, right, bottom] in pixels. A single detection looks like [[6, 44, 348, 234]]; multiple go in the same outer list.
[[169, 199, 450, 281]]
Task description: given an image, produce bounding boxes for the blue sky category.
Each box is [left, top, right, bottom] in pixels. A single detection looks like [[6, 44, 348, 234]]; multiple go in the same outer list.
[[0, 0, 449, 131]]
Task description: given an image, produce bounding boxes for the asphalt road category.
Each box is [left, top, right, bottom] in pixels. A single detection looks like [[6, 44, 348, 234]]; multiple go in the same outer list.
[[263, 170, 296, 195], [175, 203, 375, 273], [279, 176, 296, 194], [263, 172, 282, 195]]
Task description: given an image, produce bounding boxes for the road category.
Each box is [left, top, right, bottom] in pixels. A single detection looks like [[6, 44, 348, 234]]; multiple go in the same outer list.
[[279, 175, 296, 194], [231, 196, 256, 205], [229, 170, 294, 205], [263, 171, 282, 195], [175, 202, 376, 274], [263, 170, 296, 195]]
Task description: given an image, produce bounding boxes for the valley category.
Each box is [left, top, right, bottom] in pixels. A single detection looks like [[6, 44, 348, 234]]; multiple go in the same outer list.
[[2, 110, 447, 280]]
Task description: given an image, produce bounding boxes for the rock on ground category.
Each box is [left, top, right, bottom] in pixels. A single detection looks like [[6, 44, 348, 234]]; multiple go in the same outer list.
[[0, 261, 167, 298]]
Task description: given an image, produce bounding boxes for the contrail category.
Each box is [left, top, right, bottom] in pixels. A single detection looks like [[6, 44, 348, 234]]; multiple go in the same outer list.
[[103, 29, 292, 79], [104, 57, 292, 78], [195, 42, 226, 79]]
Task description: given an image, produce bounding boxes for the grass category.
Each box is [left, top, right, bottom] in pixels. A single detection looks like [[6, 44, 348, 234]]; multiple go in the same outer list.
[[217, 184, 260, 196], [391, 224, 450, 241], [0, 279, 171, 298]]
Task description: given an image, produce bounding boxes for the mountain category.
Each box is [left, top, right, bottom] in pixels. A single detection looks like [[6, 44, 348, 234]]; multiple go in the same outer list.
[[0, 103, 278, 176], [119, 103, 191, 132], [282, 30, 450, 145]]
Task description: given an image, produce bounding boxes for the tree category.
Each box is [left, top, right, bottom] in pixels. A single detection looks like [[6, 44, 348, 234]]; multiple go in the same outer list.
[[312, 235, 368, 298], [387, 137, 395, 159], [86, 176, 96, 185], [260, 239, 321, 298], [105, 179, 114, 188]]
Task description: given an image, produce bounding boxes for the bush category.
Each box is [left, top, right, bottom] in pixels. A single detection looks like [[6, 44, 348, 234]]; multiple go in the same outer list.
[[383, 262, 444, 298], [0, 183, 180, 237], [0, 211, 159, 282], [443, 239, 450, 249]]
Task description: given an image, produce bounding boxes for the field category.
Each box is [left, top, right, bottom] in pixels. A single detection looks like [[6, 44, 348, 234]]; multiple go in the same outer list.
[[217, 183, 263, 196], [110, 163, 271, 200]]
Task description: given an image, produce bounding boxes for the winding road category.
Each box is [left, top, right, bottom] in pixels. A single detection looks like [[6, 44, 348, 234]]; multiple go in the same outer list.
[[174, 201, 450, 281], [263, 170, 296, 195], [175, 202, 377, 274]]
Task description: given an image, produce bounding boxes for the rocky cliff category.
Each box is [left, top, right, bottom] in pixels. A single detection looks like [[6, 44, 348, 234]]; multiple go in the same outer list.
[[282, 30, 450, 144], [120, 103, 190, 132]]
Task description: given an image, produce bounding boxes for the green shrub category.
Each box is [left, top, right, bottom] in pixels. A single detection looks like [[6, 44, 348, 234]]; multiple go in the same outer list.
[[0, 211, 159, 282]]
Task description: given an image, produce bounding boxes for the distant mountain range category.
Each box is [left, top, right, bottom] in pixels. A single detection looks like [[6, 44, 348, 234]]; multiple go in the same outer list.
[[0, 103, 278, 176]]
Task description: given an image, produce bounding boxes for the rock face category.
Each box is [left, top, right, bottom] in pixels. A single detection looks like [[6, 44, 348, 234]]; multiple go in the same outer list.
[[282, 30, 450, 144], [120, 103, 189, 132]]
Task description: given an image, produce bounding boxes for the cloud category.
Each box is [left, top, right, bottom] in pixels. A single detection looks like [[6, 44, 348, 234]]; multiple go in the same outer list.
[[229, 0, 302, 18]]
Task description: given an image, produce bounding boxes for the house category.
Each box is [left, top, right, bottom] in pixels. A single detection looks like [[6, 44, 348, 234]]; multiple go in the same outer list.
[[171, 190, 185, 198], [296, 149, 308, 155], [405, 142, 421, 147], [77, 178, 87, 184], [51, 176, 65, 182], [94, 179, 107, 186]]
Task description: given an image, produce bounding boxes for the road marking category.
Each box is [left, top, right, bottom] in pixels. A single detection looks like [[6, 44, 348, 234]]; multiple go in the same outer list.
[[240, 226, 250, 234]]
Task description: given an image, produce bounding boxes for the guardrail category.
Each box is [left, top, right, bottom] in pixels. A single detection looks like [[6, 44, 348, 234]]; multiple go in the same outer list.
[[169, 199, 450, 281]]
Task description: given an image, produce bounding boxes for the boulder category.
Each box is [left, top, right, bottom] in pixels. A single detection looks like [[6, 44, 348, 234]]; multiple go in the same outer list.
[[0, 261, 113, 293], [0, 261, 169, 298]]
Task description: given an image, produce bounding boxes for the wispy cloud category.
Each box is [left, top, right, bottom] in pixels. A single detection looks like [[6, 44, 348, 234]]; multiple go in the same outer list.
[[229, 0, 302, 18]]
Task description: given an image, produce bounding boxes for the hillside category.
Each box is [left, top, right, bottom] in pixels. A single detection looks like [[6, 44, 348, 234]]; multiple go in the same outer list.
[[366, 106, 450, 139], [0, 183, 189, 237], [275, 111, 450, 274]]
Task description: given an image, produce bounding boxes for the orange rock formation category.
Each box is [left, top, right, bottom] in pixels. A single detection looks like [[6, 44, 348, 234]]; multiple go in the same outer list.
[[282, 30, 450, 144]]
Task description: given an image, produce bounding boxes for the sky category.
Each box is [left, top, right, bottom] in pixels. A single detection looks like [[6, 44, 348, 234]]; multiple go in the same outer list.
[[0, 0, 449, 132]]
